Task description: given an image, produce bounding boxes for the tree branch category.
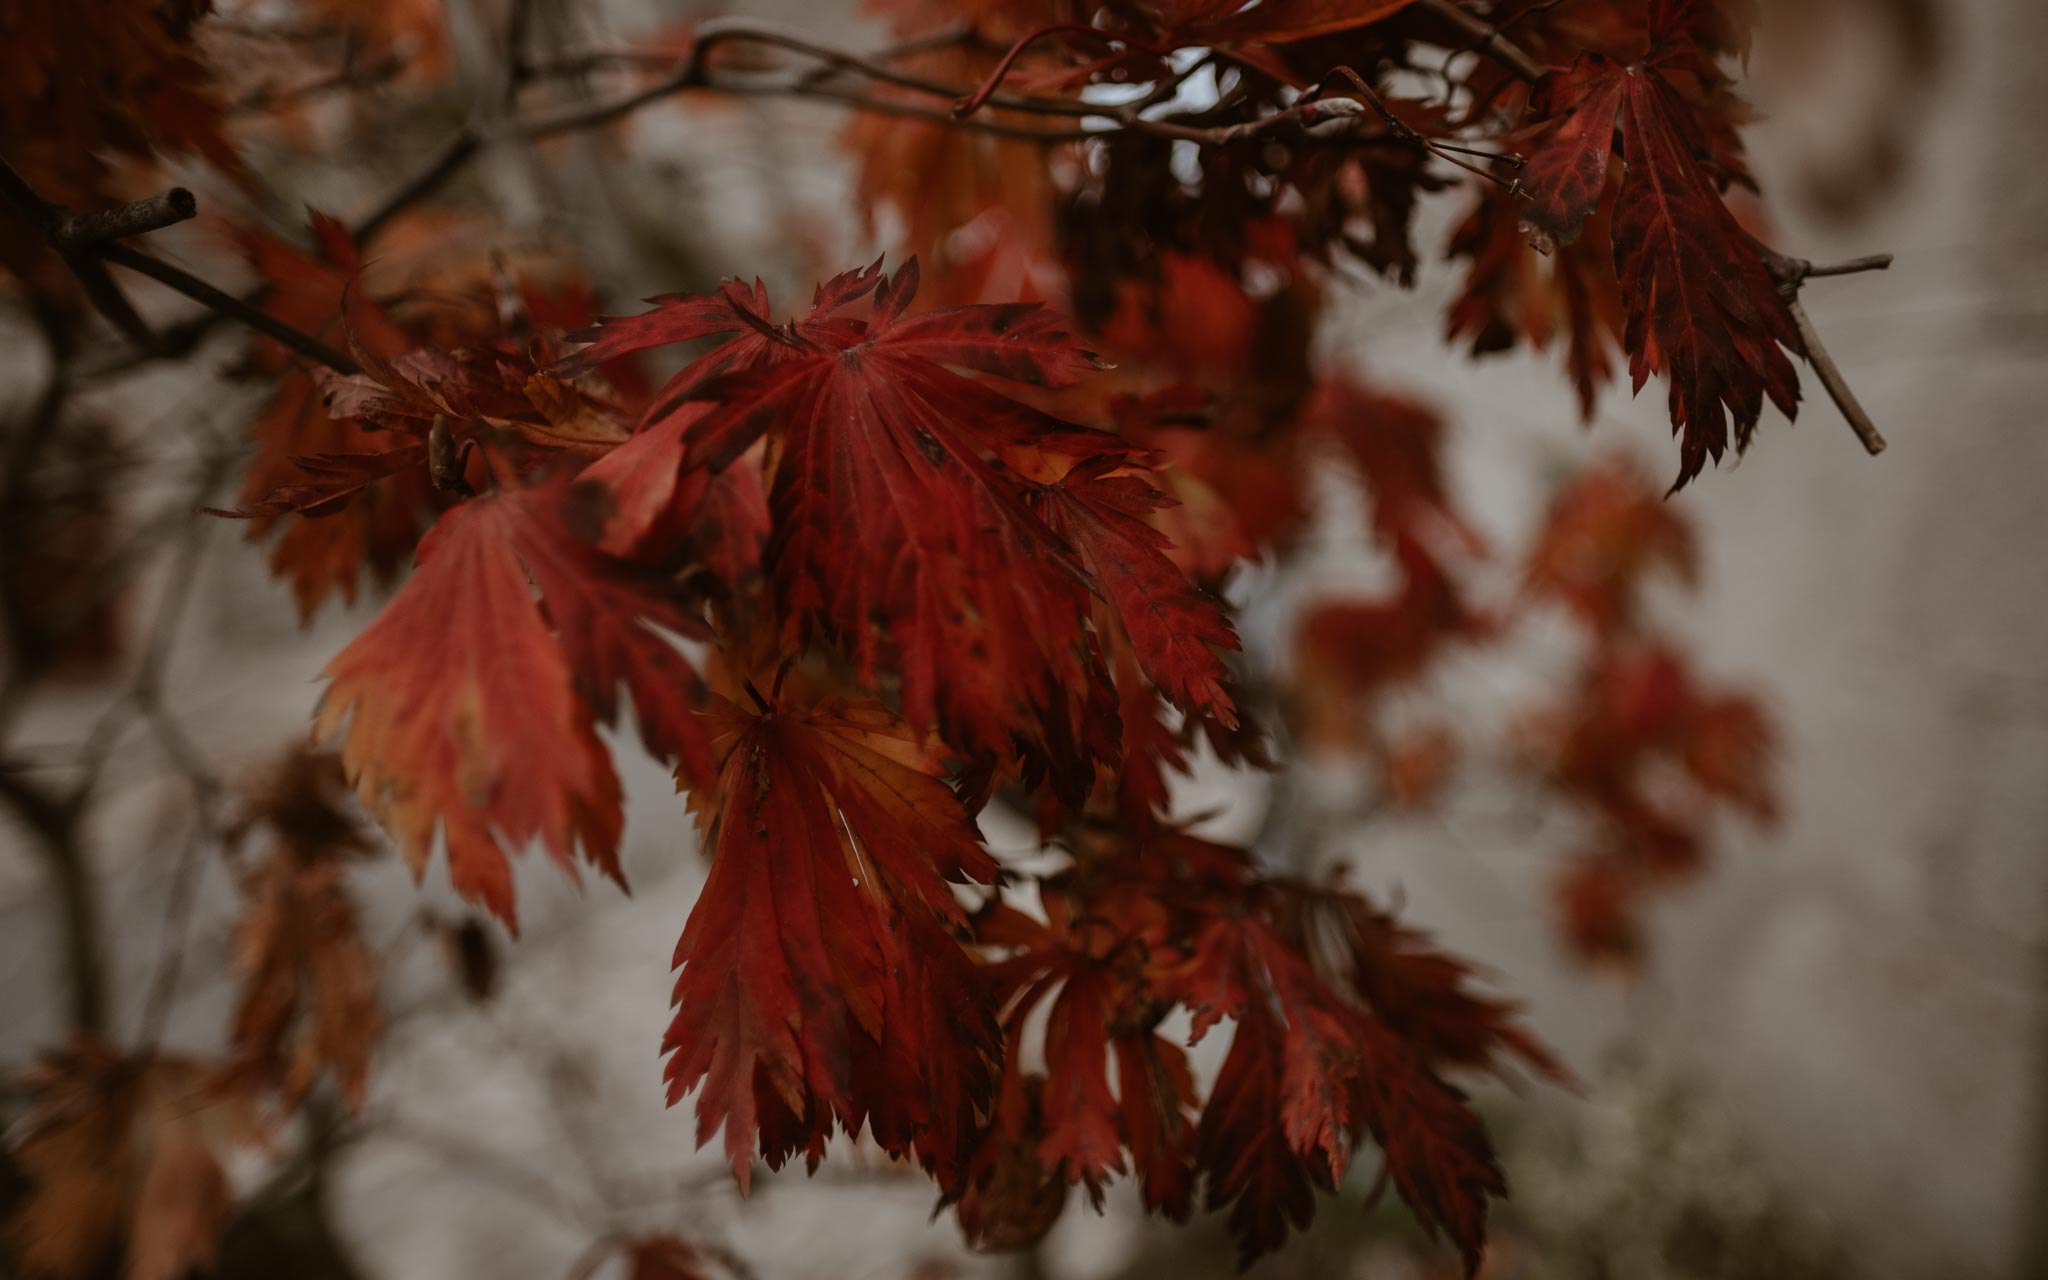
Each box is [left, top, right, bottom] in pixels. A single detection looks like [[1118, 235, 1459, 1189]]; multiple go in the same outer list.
[[11, 8, 1898, 483], [1763, 249, 1894, 456], [3, 13, 1555, 378], [1420, 0, 1548, 83], [51, 188, 198, 248], [0, 767, 107, 1034], [351, 132, 484, 246], [0, 155, 359, 374], [95, 241, 359, 372], [0, 310, 109, 1037]]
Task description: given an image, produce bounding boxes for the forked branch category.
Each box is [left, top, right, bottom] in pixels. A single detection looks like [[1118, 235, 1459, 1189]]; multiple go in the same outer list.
[[0, 157, 358, 374]]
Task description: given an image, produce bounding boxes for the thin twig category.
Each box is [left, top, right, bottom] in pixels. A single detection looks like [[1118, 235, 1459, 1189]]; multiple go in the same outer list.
[[1319, 67, 1521, 188], [133, 827, 213, 1051], [1800, 252, 1896, 280], [515, 16, 1112, 141], [95, 455, 231, 1050], [0, 156, 359, 373], [52, 189, 198, 248], [354, 129, 485, 246], [1763, 247, 1894, 456], [95, 241, 360, 372], [1420, 0, 1548, 83], [1784, 293, 1887, 456], [951, 22, 1177, 118]]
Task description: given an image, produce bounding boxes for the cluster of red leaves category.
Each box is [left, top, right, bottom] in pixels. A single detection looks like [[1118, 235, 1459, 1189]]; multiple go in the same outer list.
[[848, 0, 1803, 490], [952, 835, 1560, 1269], [222, 244, 1547, 1266], [5, 0, 1803, 1272], [225, 214, 441, 618], [1534, 644, 1778, 967], [1517, 458, 1777, 966], [555, 261, 1240, 809], [224, 213, 632, 618], [1478, 0, 1805, 488]]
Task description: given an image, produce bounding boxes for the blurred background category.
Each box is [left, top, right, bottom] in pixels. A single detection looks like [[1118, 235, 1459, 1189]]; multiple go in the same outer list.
[[0, 0, 2042, 1278]]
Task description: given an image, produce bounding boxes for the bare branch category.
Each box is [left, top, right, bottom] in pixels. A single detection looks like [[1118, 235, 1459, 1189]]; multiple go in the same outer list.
[[1421, 0, 1548, 83], [353, 131, 485, 245], [1795, 253, 1896, 281], [0, 767, 107, 1033], [0, 313, 110, 1036], [1785, 293, 1888, 457], [0, 155, 359, 373], [95, 241, 359, 372], [52, 188, 198, 248], [1762, 247, 1894, 457]]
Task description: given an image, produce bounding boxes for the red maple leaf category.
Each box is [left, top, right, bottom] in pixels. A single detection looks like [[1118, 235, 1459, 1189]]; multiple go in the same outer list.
[[317, 479, 710, 928], [975, 881, 1198, 1215], [562, 259, 1138, 765], [1514, 3, 1805, 487], [1181, 911, 1506, 1272], [1030, 457, 1240, 730], [663, 690, 1001, 1194]]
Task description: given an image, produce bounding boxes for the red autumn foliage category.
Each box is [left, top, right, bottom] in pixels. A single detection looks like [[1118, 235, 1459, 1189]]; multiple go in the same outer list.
[[663, 687, 1001, 1193], [1512, 0, 1806, 488], [0, 0, 1861, 1274]]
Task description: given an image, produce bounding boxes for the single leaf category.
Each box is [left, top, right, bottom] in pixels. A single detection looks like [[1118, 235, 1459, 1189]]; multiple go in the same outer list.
[[1515, 23, 1806, 486], [1031, 457, 1240, 729], [318, 482, 715, 928], [663, 692, 1001, 1194]]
